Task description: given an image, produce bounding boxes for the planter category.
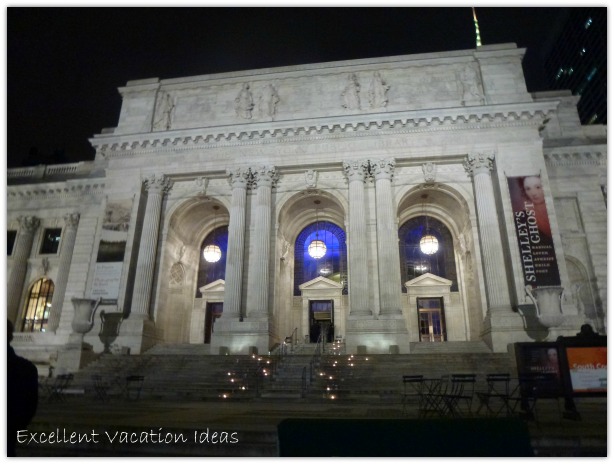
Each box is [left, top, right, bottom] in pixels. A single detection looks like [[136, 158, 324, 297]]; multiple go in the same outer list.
[[99, 310, 124, 354], [526, 286, 564, 329], [71, 297, 101, 334]]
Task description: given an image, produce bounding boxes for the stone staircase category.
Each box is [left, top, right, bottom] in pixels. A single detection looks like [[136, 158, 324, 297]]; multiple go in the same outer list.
[[69, 342, 516, 403]]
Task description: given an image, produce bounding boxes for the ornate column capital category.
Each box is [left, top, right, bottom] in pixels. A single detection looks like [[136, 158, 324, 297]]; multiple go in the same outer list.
[[371, 158, 396, 181], [342, 160, 369, 183], [463, 153, 495, 176], [143, 173, 172, 194], [252, 165, 278, 188], [226, 167, 251, 189], [64, 212, 80, 229], [18, 216, 40, 234]]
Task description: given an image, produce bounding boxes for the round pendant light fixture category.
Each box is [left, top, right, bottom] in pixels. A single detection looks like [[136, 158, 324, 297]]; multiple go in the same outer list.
[[419, 194, 439, 255], [203, 205, 222, 263], [308, 200, 327, 259]]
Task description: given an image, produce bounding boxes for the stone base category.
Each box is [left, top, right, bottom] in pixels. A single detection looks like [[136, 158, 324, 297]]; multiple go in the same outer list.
[[210, 317, 270, 355], [55, 333, 99, 374], [345, 317, 409, 354], [113, 317, 157, 355], [481, 308, 543, 352]]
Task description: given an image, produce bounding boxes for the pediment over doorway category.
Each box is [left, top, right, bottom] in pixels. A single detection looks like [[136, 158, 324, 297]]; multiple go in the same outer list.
[[405, 273, 452, 288], [299, 276, 343, 291], [199, 279, 225, 294]]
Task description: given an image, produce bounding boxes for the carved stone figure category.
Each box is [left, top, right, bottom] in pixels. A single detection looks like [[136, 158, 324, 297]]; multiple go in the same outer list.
[[460, 65, 484, 106], [258, 84, 280, 119], [342, 74, 361, 110], [304, 169, 318, 188], [235, 83, 254, 119], [422, 162, 437, 184], [194, 176, 208, 195], [368, 71, 389, 108], [153, 92, 175, 131]]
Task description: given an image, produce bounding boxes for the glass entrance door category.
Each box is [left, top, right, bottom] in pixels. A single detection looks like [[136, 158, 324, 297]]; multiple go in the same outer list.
[[204, 302, 223, 344], [309, 300, 334, 343], [417, 297, 446, 342]]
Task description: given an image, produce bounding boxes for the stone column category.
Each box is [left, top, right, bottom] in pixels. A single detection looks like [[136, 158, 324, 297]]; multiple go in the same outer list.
[[47, 212, 80, 332], [246, 166, 278, 318], [463, 153, 511, 311], [222, 167, 250, 319], [343, 160, 372, 316], [372, 158, 403, 316], [7, 216, 40, 323], [132, 174, 171, 318]]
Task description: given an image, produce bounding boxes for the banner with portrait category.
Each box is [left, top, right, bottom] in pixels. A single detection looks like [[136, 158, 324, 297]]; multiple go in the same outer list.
[[507, 175, 560, 287]]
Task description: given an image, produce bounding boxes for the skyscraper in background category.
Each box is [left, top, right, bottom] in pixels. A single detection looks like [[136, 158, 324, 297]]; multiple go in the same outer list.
[[541, 7, 606, 125]]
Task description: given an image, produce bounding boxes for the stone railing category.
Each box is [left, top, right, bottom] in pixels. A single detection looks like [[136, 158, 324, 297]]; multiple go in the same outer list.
[[7, 161, 96, 182]]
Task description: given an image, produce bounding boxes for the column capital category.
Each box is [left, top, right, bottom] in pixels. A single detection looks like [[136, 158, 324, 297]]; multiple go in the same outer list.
[[18, 216, 40, 234], [252, 165, 278, 188], [463, 152, 495, 176], [64, 212, 80, 229], [143, 173, 172, 194], [226, 167, 251, 189], [371, 158, 396, 180], [342, 160, 369, 183]]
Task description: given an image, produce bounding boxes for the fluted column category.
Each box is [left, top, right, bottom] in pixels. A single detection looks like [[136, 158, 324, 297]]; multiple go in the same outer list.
[[47, 212, 80, 331], [246, 165, 278, 318], [7, 216, 40, 323], [132, 174, 171, 318], [463, 153, 511, 310], [372, 158, 403, 316], [222, 167, 250, 319], [343, 160, 372, 316]]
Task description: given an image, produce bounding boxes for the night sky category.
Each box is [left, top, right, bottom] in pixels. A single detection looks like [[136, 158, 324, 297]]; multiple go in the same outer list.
[[7, 6, 569, 168]]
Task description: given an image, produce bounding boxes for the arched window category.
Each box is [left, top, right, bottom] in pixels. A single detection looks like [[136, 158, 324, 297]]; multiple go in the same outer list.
[[21, 278, 54, 332], [196, 226, 228, 296], [294, 221, 347, 296], [399, 216, 458, 292]]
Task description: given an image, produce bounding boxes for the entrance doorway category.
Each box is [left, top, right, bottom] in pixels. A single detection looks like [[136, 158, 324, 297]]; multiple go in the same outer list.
[[204, 302, 223, 344], [309, 300, 334, 343], [417, 297, 446, 342]]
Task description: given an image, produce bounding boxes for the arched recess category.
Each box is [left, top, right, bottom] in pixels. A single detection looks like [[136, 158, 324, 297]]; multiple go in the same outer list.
[[156, 195, 230, 343], [397, 185, 482, 342], [275, 190, 348, 343], [565, 256, 604, 333]]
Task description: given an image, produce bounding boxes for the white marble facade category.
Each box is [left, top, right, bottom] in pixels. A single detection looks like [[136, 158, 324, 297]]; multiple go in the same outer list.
[[7, 43, 607, 365]]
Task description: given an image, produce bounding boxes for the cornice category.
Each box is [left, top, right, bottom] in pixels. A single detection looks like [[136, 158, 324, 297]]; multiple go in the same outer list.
[[8, 180, 106, 200], [543, 147, 607, 167], [91, 101, 557, 159]]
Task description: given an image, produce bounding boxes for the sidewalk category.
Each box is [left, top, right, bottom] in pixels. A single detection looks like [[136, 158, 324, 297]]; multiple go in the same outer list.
[[17, 394, 607, 456]]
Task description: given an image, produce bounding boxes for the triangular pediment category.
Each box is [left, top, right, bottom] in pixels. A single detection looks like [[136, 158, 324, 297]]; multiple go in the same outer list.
[[199, 279, 225, 293], [299, 276, 343, 290], [405, 273, 452, 288]]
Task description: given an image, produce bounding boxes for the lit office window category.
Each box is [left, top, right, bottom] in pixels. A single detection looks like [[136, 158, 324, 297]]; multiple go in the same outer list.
[[21, 278, 54, 332]]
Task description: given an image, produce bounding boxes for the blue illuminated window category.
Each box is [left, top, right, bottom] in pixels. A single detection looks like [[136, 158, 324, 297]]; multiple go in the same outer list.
[[196, 225, 228, 296]]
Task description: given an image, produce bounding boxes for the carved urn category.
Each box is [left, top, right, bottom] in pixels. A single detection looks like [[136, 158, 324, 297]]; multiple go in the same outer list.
[[99, 310, 123, 354], [71, 297, 101, 334], [526, 286, 565, 329]]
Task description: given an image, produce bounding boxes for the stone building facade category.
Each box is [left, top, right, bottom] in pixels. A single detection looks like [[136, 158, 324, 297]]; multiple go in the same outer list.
[[7, 43, 607, 371]]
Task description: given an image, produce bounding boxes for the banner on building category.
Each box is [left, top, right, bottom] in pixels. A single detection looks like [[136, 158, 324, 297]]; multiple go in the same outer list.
[[92, 200, 132, 300], [507, 175, 560, 287]]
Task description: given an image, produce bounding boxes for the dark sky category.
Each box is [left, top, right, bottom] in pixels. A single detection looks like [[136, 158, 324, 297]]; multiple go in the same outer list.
[[7, 6, 568, 168]]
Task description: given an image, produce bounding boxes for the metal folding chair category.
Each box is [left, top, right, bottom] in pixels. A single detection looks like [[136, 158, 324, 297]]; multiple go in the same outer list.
[[125, 375, 145, 401], [91, 374, 111, 402], [476, 373, 512, 416], [442, 374, 476, 417], [402, 375, 424, 415], [48, 374, 74, 403]]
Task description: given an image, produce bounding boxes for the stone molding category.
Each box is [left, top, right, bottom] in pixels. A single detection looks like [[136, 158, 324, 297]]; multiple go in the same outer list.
[[544, 150, 606, 167], [8, 182, 106, 200], [91, 103, 556, 158]]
